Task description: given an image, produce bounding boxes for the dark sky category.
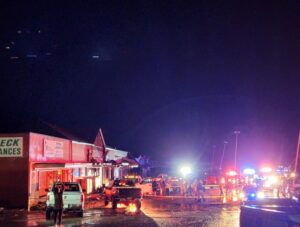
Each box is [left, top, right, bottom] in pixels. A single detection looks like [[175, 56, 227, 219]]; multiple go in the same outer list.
[[0, 0, 299, 169]]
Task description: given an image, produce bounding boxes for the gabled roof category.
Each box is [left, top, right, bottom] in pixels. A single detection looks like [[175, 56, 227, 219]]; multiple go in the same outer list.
[[94, 128, 106, 147]]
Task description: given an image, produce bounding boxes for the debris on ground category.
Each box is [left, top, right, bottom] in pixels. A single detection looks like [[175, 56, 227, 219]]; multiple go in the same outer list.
[[30, 202, 46, 211]]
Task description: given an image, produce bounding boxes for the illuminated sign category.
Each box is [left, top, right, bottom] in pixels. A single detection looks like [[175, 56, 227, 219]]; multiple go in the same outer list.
[[0, 137, 23, 157], [44, 139, 64, 158]]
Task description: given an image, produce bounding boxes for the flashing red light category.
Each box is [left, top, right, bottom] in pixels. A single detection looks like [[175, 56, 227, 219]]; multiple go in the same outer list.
[[226, 171, 237, 176]]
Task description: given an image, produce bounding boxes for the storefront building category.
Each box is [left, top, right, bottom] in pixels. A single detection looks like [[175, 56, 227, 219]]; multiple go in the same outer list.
[[0, 132, 105, 210], [0, 128, 139, 210], [104, 147, 140, 184]]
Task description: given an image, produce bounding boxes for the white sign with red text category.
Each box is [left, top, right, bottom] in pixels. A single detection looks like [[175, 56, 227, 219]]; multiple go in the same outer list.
[[44, 139, 64, 158]]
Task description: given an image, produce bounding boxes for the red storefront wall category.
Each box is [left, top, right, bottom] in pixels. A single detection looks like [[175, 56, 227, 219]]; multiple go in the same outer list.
[[0, 133, 29, 209], [29, 135, 105, 207], [71, 142, 105, 193], [0, 132, 105, 209], [29, 133, 73, 208]]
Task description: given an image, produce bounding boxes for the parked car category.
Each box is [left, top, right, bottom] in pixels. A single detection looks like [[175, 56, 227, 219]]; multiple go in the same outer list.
[[45, 182, 85, 219]]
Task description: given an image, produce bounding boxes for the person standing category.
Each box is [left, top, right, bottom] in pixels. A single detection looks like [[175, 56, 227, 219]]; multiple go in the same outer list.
[[165, 180, 171, 196], [197, 179, 205, 202], [181, 180, 187, 196], [160, 180, 166, 196], [152, 180, 158, 195], [192, 179, 198, 196], [53, 183, 64, 226]]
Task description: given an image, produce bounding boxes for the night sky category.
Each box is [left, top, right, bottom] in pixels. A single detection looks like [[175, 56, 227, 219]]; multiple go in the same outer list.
[[0, 1, 299, 169]]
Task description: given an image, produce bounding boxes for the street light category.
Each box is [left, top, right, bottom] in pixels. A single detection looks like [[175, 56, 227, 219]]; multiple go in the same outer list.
[[234, 131, 240, 171], [219, 141, 228, 170]]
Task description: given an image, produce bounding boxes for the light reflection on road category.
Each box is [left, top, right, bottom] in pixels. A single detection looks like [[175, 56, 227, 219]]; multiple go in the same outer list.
[[0, 199, 240, 226], [141, 199, 240, 227]]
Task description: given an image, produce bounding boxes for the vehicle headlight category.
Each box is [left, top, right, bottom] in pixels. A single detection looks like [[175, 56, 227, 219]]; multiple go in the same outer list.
[[239, 192, 245, 199], [257, 191, 264, 199], [128, 203, 137, 213]]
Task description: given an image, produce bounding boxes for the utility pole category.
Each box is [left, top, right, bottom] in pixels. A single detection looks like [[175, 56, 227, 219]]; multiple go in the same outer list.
[[211, 145, 216, 172], [293, 130, 300, 186], [234, 131, 240, 171], [219, 141, 228, 170]]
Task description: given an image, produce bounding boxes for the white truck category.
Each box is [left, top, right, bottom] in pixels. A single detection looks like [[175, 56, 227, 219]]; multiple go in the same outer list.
[[45, 182, 85, 219]]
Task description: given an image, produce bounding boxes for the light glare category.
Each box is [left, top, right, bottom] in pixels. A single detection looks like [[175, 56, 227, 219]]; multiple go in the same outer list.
[[180, 166, 192, 176], [243, 168, 256, 175], [260, 167, 272, 173]]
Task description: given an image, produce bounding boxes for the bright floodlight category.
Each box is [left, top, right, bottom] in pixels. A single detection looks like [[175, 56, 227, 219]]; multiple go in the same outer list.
[[260, 167, 272, 173], [243, 168, 256, 175], [257, 191, 264, 199], [180, 166, 192, 177], [226, 170, 238, 176], [269, 175, 278, 183]]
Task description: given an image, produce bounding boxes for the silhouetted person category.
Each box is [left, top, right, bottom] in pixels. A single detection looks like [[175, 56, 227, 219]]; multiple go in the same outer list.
[[53, 183, 64, 226], [152, 180, 158, 195]]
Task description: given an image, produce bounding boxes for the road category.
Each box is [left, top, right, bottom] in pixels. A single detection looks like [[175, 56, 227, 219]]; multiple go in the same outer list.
[[0, 198, 240, 226]]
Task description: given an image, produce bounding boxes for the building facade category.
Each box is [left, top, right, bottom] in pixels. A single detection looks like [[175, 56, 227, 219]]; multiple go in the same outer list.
[[0, 129, 139, 210], [0, 132, 105, 210]]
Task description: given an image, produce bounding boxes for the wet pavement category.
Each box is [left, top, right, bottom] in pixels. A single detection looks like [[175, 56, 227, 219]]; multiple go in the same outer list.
[[0, 198, 240, 226]]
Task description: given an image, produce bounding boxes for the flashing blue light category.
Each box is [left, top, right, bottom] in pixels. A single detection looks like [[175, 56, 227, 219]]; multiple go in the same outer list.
[[250, 193, 255, 197]]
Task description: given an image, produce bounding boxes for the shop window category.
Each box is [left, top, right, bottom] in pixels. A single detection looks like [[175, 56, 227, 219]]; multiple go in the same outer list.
[[111, 168, 114, 179], [95, 176, 102, 190], [114, 167, 119, 179], [106, 168, 109, 179], [87, 168, 93, 177], [74, 168, 80, 177], [87, 179, 93, 194], [81, 168, 86, 177]]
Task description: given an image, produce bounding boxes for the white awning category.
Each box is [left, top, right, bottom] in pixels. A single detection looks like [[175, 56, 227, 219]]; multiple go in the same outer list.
[[33, 163, 96, 171]]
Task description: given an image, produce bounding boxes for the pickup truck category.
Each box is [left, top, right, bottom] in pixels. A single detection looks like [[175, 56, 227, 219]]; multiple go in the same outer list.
[[103, 179, 142, 211], [45, 182, 85, 219]]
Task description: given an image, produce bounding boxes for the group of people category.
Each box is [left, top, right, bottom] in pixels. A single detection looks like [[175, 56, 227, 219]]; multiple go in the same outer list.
[[151, 178, 206, 201]]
